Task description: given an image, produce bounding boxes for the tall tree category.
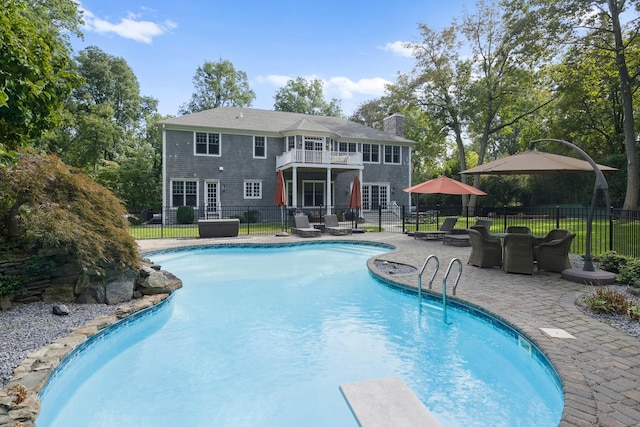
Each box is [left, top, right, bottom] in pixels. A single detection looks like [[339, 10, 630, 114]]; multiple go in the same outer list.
[[0, 0, 82, 165], [460, 0, 556, 209], [39, 46, 144, 171], [401, 24, 473, 209], [273, 77, 342, 116], [180, 59, 255, 114], [505, 0, 639, 209]]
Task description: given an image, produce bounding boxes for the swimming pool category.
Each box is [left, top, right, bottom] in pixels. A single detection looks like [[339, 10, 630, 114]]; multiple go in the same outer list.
[[38, 242, 563, 426]]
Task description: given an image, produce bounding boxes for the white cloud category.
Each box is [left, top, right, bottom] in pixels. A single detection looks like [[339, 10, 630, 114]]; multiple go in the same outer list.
[[325, 77, 392, 99], [256, 74, 293, 86], [258, 75, 391, 100], [81, 8, 176, 44], [380, 41, 413, 58]]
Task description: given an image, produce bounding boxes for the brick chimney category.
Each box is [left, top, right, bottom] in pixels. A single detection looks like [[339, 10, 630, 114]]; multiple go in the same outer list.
[[383, 113, 404, 137]]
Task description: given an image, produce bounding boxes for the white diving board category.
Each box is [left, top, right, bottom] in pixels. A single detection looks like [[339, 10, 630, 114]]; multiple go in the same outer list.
[[339, 377, 443, 427]]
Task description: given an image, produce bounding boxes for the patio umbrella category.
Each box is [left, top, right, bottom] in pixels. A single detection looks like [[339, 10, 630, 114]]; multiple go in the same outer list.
[[403, 176, 487, 196], [460, 140, 617, 283], [461, 150, 616, 175], [348, 174, 362, 229], [274, 169, 288, 236], [403, 176, 486, 231]]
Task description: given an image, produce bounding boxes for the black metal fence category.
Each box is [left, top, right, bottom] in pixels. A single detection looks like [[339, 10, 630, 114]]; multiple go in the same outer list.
[[127, 205, 640, 259]]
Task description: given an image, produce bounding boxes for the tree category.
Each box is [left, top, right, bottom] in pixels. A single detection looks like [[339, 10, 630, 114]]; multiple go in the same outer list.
[[505, 0, 639, 209], [401, 24, 473, 210], [460, 0, 557, 210], [0, 0, 82, 165], [180, 59, 255, 114], [273, 77, 342, 116], [0, 151, 139, 272]]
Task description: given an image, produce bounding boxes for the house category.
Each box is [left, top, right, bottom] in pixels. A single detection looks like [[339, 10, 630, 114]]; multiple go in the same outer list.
[[158, 107, 415, 223]]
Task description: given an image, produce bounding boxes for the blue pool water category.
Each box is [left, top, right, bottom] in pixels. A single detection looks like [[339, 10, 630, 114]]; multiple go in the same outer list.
[[38, 243, 563, 426]]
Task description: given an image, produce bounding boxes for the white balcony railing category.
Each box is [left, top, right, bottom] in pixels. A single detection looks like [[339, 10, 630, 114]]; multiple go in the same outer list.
[[276, 149, 363, 169]]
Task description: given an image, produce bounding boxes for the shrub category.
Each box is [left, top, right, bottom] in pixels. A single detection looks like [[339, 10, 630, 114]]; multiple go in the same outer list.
[[618, 259, 640, 286], [176, 206, 195, 224], [0, 274, 26, 298], [237, 210, 259, 224], [582, 287, 634, 315], [0, 151, 140, 274], [595, 251, 629, 274]]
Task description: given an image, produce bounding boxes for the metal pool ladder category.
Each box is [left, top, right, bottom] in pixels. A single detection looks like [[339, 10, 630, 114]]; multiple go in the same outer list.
[[417, 256, 463, 324]]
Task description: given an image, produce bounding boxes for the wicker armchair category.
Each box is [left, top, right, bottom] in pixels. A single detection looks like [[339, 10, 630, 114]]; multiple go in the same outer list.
[[505, 226, 531, 234], [534, 229, 571, 246], [467, 226, 502, 268], [535, 231, 576, 273], [503, 233, 536, 275]]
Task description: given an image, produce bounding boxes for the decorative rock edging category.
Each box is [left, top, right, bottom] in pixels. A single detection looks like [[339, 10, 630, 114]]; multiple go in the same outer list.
[[0, 293, 170, 427]]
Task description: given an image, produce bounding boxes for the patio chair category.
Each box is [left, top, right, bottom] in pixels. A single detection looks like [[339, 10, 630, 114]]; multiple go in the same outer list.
[[502, 233, 536, 275], [467, 226, 502, 268], [505, 226, 531, 234], [534, 229, 571, 246], [324, 214, 352, 236], [414, 217, 457, 240], [535, 230, 576, 273], [292, 215, 321, 238]]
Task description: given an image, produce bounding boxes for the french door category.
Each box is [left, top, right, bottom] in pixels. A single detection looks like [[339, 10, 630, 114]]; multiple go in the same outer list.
[[362, 184, 389, 211]]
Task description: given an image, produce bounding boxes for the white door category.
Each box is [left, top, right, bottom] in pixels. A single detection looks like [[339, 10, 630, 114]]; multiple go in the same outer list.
[[205, 181, 219, 218]]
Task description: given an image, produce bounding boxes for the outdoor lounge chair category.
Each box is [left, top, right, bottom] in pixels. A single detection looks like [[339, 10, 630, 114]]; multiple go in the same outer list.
[[292, 215, 321, 238], [502, 233, 536, 275], [535, 230, 576, 272], [474, 219, 493, 230], [414, 217, 457, 240], [324, 214, 352, 236], [467, 226, 502, 268], [444, 218, 491, 246]]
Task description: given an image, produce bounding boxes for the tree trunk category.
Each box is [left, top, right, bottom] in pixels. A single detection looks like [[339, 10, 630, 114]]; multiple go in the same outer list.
[[609, 0, 639, 210]]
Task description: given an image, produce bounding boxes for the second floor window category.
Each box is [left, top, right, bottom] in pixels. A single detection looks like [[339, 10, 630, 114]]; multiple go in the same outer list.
[[339, 142, 357, 153], [254, 136, 266, 158], [384, 145, 401, 164], [195, 132, 220, 156], [244, 180, 262, 199], [287, 136, 296, 150], [362, 143, 380, 163]]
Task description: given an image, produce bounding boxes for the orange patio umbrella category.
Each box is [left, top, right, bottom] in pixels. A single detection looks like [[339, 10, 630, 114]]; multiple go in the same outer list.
[[274, 169, 288, 236], [348, 174, 362, 228], [403, 176, 486, 232], [403, 176, 486, 196]]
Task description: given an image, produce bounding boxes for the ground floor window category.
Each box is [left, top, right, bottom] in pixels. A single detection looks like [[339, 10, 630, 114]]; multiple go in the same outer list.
[[171, 180, 197, 207], [303, 181, 324, 207], [244, 180, 262, 199]]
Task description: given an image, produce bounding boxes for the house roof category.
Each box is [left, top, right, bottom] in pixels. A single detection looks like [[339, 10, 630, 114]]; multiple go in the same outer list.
[[158, 107, 415, 145]]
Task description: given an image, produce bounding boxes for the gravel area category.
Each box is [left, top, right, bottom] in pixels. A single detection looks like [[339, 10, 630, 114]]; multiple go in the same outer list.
[[0, 302, 118, 388]]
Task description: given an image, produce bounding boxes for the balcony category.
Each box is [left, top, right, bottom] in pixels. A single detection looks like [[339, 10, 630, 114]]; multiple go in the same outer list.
[[276, 149, 363, 169]]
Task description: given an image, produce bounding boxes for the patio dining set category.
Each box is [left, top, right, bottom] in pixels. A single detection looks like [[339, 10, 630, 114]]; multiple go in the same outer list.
[[415, 218, 576, 275]]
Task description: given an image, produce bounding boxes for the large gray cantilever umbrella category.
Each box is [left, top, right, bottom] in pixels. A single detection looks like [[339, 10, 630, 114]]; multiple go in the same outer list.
[[461, 139, 617, 284]]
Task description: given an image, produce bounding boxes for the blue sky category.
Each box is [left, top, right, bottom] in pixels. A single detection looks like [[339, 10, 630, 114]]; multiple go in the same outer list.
[[73, 0, 470, 117]]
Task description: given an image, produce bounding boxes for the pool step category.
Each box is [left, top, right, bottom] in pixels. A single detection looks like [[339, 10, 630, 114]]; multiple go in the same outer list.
[[339, 377, 443, 427]]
